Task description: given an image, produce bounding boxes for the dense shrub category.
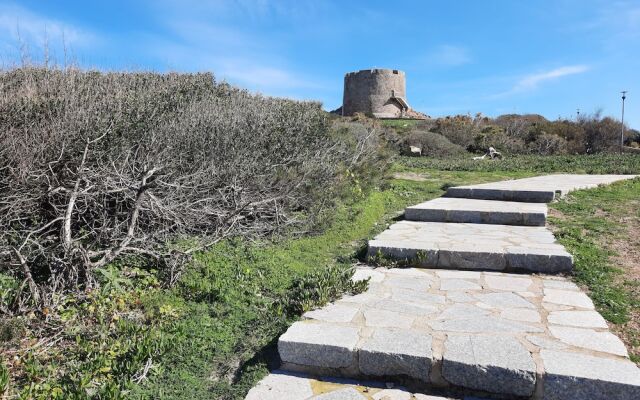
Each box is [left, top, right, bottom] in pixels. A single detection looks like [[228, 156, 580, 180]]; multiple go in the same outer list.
[[0, 67, 387, 311], [402, 130, 467, 157], [388, 111, 632, 156]]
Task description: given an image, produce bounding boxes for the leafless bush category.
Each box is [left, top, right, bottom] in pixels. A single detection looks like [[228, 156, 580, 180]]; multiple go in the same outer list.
[[0, 67, 385, 312], [578, 111, 623, 153]]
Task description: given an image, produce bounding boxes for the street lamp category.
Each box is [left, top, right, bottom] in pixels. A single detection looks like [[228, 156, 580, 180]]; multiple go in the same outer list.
[[621, 91, 627, 153]]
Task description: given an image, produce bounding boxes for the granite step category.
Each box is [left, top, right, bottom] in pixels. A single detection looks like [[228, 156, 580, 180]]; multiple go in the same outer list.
[[405, 198, 547, 226], [445, 174, 637, 203], [276, 267, 640, 400], [246, 370, 488, 400], [367, 221, 572, 273]]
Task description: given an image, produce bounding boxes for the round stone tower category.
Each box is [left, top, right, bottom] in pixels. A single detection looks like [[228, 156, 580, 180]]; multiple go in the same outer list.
[[342, 69, 410, 118]]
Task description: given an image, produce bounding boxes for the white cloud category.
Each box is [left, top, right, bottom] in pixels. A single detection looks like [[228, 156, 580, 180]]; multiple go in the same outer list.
[[144, 10, 323, 96], [487, 64, 590, 99], [430, 45, 471, 66], [0, 3, 96, 63], [514, 65, 589, 91]]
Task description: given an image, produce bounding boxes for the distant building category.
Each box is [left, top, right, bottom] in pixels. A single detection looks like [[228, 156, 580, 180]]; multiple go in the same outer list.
[[335, 68, 427, 119]]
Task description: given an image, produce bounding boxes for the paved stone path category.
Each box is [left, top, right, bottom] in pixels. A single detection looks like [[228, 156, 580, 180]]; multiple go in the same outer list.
[[247, 174, 640, 399], [445, 174, 636, 202], [276, 267, 639, 399], [246, 370, 485, 400], [405, 198, 547, 226], [367, 222, 572, 273]]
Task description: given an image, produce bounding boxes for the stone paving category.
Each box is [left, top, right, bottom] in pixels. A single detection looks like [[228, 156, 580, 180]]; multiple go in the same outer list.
[[445, 174, 637, 202], [246, 174, 640, 400], [277, 267, 640, 399], [405, 198, 547, 226], [246, 370, 485, 400], [367, 222, 572, 273]]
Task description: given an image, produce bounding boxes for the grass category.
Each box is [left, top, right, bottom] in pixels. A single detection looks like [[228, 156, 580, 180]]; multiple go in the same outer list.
[[3, 154, 639, 398], [381, 119, 421, 128], [398, 153, 640, 174], [548, 177, 640, 362]]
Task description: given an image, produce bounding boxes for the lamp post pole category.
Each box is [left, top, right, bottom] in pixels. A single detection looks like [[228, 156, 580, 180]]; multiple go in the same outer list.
[[621, 91, 627, 153]]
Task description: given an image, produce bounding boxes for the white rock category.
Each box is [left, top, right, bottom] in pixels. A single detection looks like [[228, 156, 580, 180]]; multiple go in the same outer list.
[[435, 270, 482, 279], [278, 322, 360, 368], [543, 279, 580, 291], [440, 279, 482, 291], [549, 326, 628, 356], [311, 388, 367, 400], [352, 268, 386, 283], [500, 308, 541, 323], [245, 371, 314, 400], [304, 303, 360, 323], [548, 310, 608, 328], [541, 350, 640, 400], [371, 389, 412, 400], [474, 292, 535, 309], [543, 289, 594, 309], [364, 308, 415, 329], [442, 334, 536, 396], [484, 275, 533, 291]]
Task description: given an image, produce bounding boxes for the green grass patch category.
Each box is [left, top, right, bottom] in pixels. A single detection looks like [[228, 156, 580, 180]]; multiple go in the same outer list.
[[398, 154, 640, 174], [549, 178, 640, 328]]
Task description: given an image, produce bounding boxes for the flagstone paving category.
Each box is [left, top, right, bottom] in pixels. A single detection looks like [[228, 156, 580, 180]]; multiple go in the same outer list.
[[445, 174, 637, 202], [277, 267, 640, 399], [367, 222, 572, 273], [405, 198, 547, 226], [246, 174, 640, 400], [245, 371, 486, 400]]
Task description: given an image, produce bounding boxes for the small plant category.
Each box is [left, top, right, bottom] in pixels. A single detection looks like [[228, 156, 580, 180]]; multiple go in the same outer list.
[[0, 361, 8, 396], [285, 265, 369, 314], [366, 249, 398, 268]]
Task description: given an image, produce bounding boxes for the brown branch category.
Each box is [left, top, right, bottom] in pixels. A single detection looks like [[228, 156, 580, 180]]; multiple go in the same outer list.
[[89, 167, 159, 268], [12, 247, 40, 305]]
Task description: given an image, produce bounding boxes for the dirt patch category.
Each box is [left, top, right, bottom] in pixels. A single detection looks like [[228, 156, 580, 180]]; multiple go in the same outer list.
[[606, 210, 640, 361], [392, 172, 430, 181]]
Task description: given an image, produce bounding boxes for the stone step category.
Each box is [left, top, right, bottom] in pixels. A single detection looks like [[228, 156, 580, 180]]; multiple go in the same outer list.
[[276, 267, 640, 400], [445, 174, 637, 202], [246, 370, 487, 399], [367, 221, 572, 273], [405, 198, 547, 226]]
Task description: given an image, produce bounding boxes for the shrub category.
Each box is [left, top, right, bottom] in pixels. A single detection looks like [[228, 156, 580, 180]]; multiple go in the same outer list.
[[402, 130, 467, 157], [0, 67, 387, 311]]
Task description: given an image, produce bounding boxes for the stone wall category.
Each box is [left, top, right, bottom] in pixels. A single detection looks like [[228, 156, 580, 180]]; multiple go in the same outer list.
[[342, 69, 407, 118]]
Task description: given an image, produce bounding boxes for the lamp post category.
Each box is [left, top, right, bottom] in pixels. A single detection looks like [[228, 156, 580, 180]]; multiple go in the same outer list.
[[621, 91, 627, 153]]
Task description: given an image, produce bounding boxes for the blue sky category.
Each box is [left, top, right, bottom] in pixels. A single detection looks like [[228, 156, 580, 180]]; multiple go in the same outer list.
[[1, 0, 639, 127]]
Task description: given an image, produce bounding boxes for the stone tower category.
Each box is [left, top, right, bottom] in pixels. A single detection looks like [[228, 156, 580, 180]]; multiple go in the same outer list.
[[341, 68, 412, 118]]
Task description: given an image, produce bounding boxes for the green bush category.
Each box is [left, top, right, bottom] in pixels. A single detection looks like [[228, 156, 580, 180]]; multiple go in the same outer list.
[[402, 130, 468, 157], [398, 154, 640, 174]]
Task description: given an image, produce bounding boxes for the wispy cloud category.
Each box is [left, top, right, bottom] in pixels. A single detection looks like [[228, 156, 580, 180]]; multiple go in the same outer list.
[[515, 65, 589, 91], [0, 2, 97, 64], [488, 64, 590, 99], [0, 3, 95, 47], [429, 45, 472, 66], [143, 26, 321, 97]]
